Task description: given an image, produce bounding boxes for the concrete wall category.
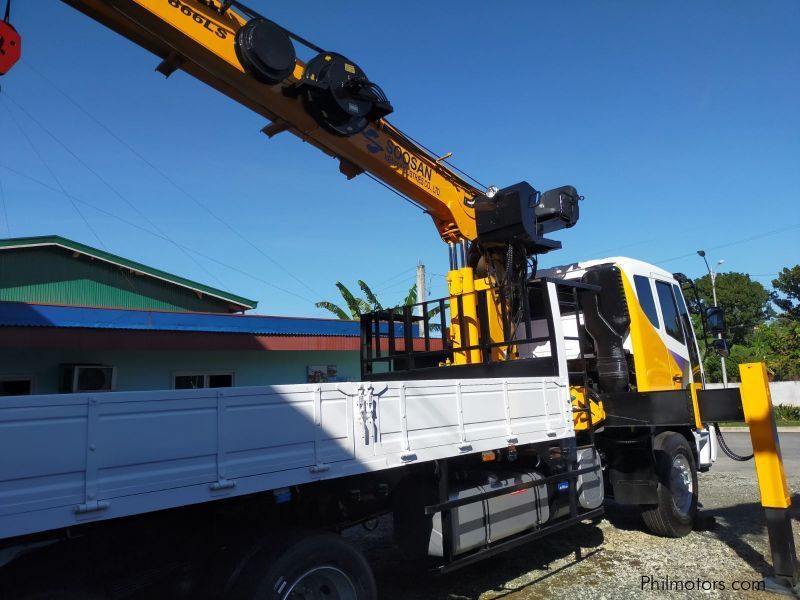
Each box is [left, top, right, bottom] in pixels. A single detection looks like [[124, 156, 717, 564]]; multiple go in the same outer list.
[[705, 381, 800, 407], [0, 348, 361, 394]]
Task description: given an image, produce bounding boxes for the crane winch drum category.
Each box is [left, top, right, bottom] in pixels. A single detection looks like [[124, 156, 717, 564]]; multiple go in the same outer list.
[[235, 18, 297, 84], [295, 52, 393, 136]]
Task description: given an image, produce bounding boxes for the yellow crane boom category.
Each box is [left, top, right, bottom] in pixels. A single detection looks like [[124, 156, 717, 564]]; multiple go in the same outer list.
[[5, 0, 581, 363], [63, 0, 482, 243]]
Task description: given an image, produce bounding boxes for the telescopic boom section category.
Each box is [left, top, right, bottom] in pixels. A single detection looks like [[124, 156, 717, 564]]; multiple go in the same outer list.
[[17, 0, 582, 368], [61, 0, 481, 243]]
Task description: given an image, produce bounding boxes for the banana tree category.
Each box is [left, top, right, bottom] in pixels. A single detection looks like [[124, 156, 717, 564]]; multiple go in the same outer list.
[[316, 280, 441, 330]]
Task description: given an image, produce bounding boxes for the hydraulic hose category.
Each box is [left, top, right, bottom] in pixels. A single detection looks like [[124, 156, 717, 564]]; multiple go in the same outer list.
[[713, 423, 754, 462]]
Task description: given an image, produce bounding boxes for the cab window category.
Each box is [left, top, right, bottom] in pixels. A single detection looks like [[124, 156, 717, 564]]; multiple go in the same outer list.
[[655, 281, 684, 343], [673, 284, 689, 316], [634, 275, 660, 328], [673, 283, 701, 373]]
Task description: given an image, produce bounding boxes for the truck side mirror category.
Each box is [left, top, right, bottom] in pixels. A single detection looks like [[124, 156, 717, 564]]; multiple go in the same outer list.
[[706, 306, 725, 335], [712, 338, 730, 358]]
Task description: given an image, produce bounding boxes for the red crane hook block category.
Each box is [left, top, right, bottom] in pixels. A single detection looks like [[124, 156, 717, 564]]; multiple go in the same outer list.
[[0, 20, 21, 75]]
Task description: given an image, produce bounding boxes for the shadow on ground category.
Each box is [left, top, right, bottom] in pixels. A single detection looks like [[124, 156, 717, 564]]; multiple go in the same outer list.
[[602, 491, 800, 581], [699, 492, 800, 578], [354, 491, 800, 599], [345, 517, 605, 600]]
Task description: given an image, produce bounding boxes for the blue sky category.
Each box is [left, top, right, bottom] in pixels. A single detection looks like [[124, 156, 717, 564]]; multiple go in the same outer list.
[[1, 1, 797, 316]]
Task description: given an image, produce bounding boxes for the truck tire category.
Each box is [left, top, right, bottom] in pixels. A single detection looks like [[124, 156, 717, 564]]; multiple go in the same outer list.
[[228, 531, 377, 600], [641, 432, 698, 538]]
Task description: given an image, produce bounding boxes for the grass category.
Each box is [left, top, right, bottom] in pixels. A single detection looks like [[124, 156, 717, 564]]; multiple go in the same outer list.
[[775, 404, 800, 421], [717, 404, 800, 427]]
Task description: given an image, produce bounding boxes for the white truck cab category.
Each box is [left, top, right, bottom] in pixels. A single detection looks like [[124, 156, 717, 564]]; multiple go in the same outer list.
[[542, 256, 706, 391], [541, 257, 717, 474]]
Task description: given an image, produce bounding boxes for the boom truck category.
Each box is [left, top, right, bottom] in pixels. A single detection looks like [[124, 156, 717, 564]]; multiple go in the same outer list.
[[0, 1, 797, 598]]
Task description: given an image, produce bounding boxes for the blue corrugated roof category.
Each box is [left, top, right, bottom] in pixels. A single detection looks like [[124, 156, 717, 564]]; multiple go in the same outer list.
[[0, 302, 362, 337]]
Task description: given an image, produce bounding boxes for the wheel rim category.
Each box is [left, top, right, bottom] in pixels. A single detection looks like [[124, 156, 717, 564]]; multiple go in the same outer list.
[[281, 566, 358, 600], [670, 454, 694, 517]]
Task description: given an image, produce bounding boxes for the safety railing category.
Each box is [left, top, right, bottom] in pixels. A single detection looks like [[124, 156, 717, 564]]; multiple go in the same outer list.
[[360, 277, 599, 381]]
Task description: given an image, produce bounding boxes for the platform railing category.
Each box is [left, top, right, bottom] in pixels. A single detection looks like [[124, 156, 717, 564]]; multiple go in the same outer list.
[[359, 277, 600, 382]]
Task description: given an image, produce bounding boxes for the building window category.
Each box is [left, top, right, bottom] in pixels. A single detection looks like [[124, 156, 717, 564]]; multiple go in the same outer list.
[[0, 378, 32, 396], [58, 365, 116, 393], [307, 365, 338, 383], [173, 372, 234, 389]]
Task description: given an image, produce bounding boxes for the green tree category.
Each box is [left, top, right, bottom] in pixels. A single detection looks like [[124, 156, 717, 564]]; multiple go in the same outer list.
[[743, 265, 800, 380], [772, 265, 800, 319], [750, 319, 800, 381], [315, 281, 383, 319], [685, 272, 771, 382], [702, 344, 759, 382], [693, 272, 772, 346], [316, 280, 442, 330]]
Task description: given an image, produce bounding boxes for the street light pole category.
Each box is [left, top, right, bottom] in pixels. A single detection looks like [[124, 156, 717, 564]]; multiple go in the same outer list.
[[697, 250, 728, 388]]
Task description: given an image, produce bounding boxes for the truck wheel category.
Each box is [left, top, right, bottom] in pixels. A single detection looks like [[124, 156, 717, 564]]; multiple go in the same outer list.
[[642, 432, 698, 538], [229, 532, 376, 600]]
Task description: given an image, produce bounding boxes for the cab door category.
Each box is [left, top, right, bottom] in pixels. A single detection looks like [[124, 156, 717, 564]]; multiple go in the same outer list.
[[629, 273, 674, 390], [652, 278, 692, 388]]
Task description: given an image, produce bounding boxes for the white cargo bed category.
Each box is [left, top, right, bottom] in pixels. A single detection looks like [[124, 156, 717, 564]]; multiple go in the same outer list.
[[0, 376, 573, 540]]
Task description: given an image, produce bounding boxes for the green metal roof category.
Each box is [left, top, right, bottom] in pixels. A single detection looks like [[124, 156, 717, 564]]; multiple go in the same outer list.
[[0, 236, 257, 312]]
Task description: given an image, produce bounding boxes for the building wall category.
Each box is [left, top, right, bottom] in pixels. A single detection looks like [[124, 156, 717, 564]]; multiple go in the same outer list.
[[0, 348, 361, 394], [0, 247, 235, 313]]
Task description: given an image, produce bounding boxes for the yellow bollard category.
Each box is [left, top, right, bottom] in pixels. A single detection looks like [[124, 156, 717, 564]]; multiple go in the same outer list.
[[739, 362, 798, 593], [740, 363, 791, 509]]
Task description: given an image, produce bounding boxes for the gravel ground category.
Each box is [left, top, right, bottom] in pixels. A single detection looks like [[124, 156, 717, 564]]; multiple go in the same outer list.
[[344, 452, 800, 598]]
